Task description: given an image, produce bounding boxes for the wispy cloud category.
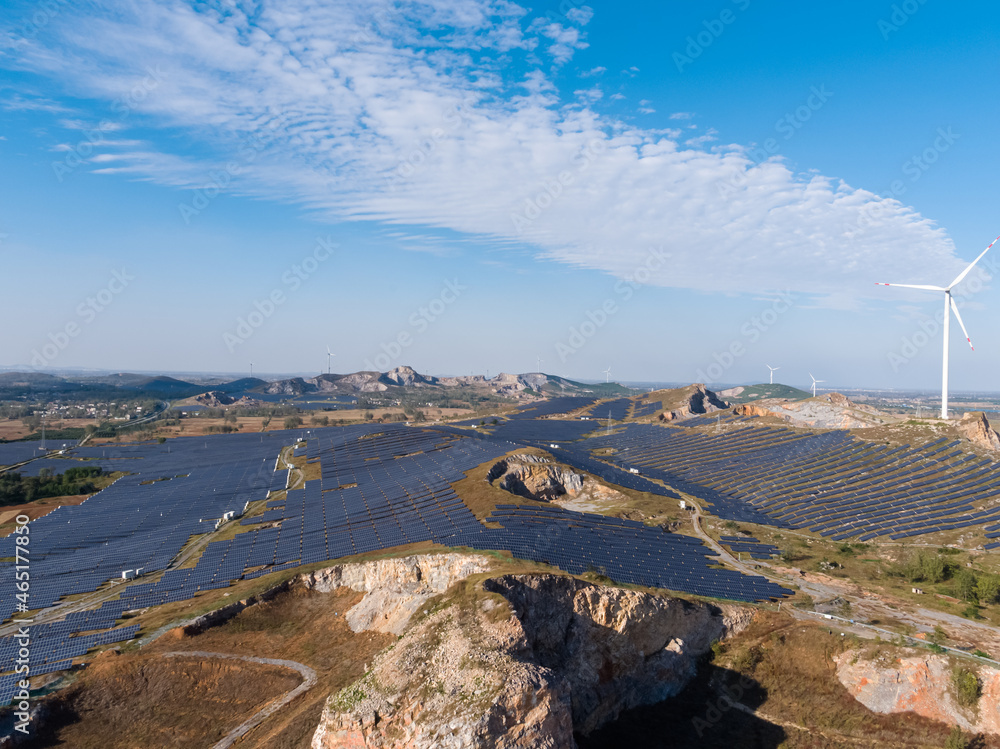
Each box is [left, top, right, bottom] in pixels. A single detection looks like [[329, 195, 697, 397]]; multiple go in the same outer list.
[[2, 0, 966, 302], [1, 94, 70, 113]]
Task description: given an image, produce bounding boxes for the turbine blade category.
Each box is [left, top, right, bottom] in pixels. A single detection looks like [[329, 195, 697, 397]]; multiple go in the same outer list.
[[875, 283, 947, 291], [949, 297, 975, 350], [948, 234, 1000, 289]]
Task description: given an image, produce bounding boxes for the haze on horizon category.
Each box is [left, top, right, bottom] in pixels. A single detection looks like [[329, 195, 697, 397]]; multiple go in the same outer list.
[[1, 1, 998, 391]]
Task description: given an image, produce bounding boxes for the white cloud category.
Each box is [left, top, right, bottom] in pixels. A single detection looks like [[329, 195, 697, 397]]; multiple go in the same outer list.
[[579, 65, 606, 77], [4, 0, 968, 302], [669, 111, 694, 120]]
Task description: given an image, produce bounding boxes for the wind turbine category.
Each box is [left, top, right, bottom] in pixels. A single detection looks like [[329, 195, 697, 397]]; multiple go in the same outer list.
[[809, 373, 824, 398], [250, 361, 253, 379], [766, 365, 779, 385], [326, 346, 335, 375], [876, 234, 1000, 419], [603, 366, 612, 383], [536, 356, 542, 374]]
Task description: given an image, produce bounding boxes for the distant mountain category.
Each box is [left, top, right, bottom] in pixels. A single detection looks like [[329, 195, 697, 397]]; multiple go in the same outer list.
[[257, 367, 641, 399], [0, 367, 643, 403], [718, 383, 812, 403]]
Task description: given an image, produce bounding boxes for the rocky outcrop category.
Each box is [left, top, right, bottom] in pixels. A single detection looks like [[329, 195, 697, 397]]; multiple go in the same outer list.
[[383, 366, 437, 387], [266, 377, 311, 395], [959, 412, 1000, 451], [299, 554, 493, 635], [659, 384, 728, 422], [487, 455, 585, 500], [194, 390, 261, 407], [733, 403, 780, 419], [835, 650, 1000, 734], [311, 573, 754, 748], [775, 393, 887, 429]]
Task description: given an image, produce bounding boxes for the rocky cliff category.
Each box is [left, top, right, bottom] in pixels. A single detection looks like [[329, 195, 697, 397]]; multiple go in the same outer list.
[[311, 571, 754, 748], [658, 384, 728, 422], [958, 412, 1000, 451], [835, 649, 1000, 734], [299, 554, 493, 636], [487, 454, 584, 500]]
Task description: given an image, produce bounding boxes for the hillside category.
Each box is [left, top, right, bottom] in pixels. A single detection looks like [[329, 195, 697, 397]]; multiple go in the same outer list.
[[717, 383, 811, 403]]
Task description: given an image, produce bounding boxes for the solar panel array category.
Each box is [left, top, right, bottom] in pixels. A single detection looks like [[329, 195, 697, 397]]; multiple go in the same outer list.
[[719, 535, 781, 560], [632, 399, 662, 418], [596, 424, 1000, 541], [585, 398, 632, 421], [0, 441, 47, 468], [505, 397, 598, 420], [5, 415, 869, 706]]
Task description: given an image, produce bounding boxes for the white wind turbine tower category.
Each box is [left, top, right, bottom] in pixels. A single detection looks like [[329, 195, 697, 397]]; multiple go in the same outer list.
[[809, 373, 824, 398], [326, 346, 336, 375], [876, 234, 1000, 419], [766, 365, 779, 385], [603, 366, 612, 383]]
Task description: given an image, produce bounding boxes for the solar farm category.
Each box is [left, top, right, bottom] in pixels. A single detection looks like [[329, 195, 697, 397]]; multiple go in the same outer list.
[[4, 397, 1000, 707]]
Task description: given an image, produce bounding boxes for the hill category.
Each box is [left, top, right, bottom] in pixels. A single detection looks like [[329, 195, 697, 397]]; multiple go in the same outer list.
[[717, 383, 811, 403]]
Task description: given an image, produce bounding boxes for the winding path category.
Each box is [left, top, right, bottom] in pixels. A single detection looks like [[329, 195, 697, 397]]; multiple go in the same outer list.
[[162, 650, 317, 749]]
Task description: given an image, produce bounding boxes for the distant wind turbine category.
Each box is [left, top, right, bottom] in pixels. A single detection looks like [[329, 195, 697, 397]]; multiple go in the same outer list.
[[766, 365, 779, 385], [250, 361, 253, 379], [603, 366, 612, 383], [326, 346, 336, 375], [809, 373, 824, 398], [536, 356, 542, 374], [876, 234, 1000, 419]]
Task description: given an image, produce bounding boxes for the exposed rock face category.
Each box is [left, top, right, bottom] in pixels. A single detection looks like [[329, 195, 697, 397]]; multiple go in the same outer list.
[[299, 554, 493, 635], [959, 412, 1000, 451], [733, 403, 780, 419], [194, 390, 260, 407], [266, 377, 310, 395], [311, 573, 753, 749], [659, 384, 728, 422], [487, 455, 585, 501], [835, 650, 1000, 734], [383, 366, 437, 387], [775, 393, 887, 429]]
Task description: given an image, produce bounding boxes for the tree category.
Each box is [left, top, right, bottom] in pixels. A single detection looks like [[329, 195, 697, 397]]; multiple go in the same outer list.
[[975, 572, 1000, 605], [283, 416, 303, 429], [952, 668, 981, 708], [955, 568, 978, 603]]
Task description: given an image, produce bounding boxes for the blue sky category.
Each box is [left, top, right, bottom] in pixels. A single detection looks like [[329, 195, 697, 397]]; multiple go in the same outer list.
[[1, 0, 998, 392]]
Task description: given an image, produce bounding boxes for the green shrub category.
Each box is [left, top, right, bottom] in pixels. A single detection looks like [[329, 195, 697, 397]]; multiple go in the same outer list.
[[952, 668, 981, 708]]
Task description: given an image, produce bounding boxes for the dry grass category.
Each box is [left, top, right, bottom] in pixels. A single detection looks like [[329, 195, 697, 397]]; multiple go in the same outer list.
[[34, 650, 302, 749]]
